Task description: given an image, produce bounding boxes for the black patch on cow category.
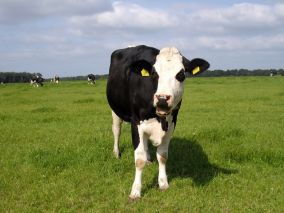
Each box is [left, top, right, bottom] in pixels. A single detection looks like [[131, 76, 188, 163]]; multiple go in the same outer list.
[[131, 120, 140, 150], [107, 45, 159, 123], [156, 117, 168, 132], [172, 101, 182, 128], [107, 45, 160, 149], [130, 60, 153, 76], [182, 57, 210, 76], [175, 70, 186, 82], [161, 118, 168, 132], [151, 69, 159, 81]]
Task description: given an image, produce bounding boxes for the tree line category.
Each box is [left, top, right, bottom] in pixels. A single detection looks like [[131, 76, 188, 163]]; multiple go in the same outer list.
[[0, 72, 42, 83], [197, 69, 284, 77], [0, 69, 283, 83]]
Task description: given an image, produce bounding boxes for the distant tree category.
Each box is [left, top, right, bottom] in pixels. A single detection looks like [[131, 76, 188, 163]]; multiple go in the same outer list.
[[196, 69, 283, 77]]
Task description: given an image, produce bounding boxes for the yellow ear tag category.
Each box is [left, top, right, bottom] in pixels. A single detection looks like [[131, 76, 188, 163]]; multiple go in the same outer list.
[[192, 66, 200, 75], [141, 68, 150, 77]]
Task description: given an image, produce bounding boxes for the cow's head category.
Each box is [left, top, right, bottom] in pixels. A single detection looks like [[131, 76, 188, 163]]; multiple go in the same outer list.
[[153, 47, 209, 117], [131, 47, 209, 118]]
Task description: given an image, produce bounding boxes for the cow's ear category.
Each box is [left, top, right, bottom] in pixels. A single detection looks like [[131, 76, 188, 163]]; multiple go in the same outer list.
[[130, 60, 153, 77], [183, 57, 210, 76]]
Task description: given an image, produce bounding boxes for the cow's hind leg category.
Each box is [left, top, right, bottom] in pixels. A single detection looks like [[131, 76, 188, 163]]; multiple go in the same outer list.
[[112, 111, 123, 158]]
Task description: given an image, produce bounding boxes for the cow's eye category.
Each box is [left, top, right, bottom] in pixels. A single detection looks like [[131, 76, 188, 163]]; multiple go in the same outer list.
[[175, 70, 185, 82], [151, 69, 159, 80]]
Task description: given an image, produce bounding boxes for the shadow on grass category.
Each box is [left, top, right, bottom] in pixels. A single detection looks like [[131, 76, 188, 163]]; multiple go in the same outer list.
[[167, 137, 237, 186], [146, 137, 237, 191]]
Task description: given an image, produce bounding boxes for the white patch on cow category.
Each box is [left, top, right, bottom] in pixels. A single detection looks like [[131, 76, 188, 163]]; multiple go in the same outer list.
[[139, 115, 174, 147], [153, 47, 185, 114], [112, 111, 123, 158], [157, 147, 169, 190]]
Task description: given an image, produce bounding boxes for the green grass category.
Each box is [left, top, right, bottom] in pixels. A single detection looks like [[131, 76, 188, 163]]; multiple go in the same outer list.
[[0, 77, 283, 212]]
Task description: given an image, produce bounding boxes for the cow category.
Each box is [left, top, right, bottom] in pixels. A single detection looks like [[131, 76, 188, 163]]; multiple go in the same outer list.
[[270, 71, 277, 77], [106, 45, 210, 200], [30, 75, 44, 87], [51, 75, 60, 84], [87, 74, 96, 84]]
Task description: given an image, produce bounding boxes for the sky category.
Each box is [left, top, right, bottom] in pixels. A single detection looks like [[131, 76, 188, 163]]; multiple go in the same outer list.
[[0, 0, 284, 77]]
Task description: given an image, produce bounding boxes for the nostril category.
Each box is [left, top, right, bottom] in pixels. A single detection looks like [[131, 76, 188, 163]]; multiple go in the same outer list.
[[156, 94, 171, 100]]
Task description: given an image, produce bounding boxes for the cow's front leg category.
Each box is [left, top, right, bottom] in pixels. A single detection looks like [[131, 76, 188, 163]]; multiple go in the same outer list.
[[157, 138, 170, 191], [129, 123, 148, 200]]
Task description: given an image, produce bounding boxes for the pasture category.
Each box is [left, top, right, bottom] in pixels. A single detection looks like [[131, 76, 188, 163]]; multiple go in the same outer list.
[[0, 77, 283, 212]]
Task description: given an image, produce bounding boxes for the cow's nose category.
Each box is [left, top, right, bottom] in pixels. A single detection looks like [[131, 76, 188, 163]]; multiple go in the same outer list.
[[156, 94, 171, 101], [156, 95, 171, 109]]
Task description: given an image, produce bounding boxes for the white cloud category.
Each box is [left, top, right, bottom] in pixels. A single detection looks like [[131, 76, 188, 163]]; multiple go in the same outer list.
[[197, 34, 284, 51], [70, 1, 178, 36], [0, 0, 112, 24], [96, 2, 177, 29], [69, 2, 284, 51], [185, 3, 284, 35]]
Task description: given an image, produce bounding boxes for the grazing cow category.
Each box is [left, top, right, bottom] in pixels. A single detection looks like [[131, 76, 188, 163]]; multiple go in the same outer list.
[[87, 74, 96, 84], [106, 45, 209, 199], [51, 75, 60, 84], [270, 71, 277, 77], [30, 75, 44, 87]]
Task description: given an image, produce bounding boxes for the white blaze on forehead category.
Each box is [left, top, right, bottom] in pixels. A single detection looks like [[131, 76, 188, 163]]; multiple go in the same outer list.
[[154, 47, 184, 74]]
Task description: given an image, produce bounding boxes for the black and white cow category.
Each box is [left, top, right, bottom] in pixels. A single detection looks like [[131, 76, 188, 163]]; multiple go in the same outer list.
[[270, 71, 277, 77], [87, 74, 96, 84], [0, 77, 4, 84], [30, 75, 44, 87], [51, 75, 60, 84], [106, 45, 209, 199]]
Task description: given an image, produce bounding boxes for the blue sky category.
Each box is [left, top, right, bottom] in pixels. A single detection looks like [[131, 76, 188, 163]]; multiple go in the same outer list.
[[0, 0, 284, 77]]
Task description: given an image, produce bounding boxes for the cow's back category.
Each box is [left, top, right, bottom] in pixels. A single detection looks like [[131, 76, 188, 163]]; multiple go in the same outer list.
[[107, 45, 159, 122]]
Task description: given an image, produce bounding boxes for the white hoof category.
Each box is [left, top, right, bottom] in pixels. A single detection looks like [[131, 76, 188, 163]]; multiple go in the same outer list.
[[129, 183, 141, 200], [113, 149, 121, 159], [129, 190, 141, 200], [159, 179, 169, 191]]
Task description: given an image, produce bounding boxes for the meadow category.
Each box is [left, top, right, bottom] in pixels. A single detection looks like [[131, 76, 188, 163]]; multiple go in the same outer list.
[[0, 77, 283, 212]]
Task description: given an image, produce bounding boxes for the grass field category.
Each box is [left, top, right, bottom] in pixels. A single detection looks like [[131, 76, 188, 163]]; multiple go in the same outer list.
[[0, 77, 283, 212]]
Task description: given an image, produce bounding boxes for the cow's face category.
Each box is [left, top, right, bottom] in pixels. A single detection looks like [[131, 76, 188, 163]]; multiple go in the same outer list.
[[153, 47, 185, 117], [153, 47, 210, 117], [130, 47, 209, 118]]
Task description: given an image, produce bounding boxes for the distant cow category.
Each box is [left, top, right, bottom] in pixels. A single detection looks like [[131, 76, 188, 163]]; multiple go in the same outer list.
[[270, 71, 277, 77], [107, 45, 209, 199], [51, 75, 59, 84], [30, 75, 44, 87], [87, 74, 96, 84]]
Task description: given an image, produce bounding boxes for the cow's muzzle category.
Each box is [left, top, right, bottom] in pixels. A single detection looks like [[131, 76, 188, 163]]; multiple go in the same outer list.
[[155, 95, 172, 117]]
